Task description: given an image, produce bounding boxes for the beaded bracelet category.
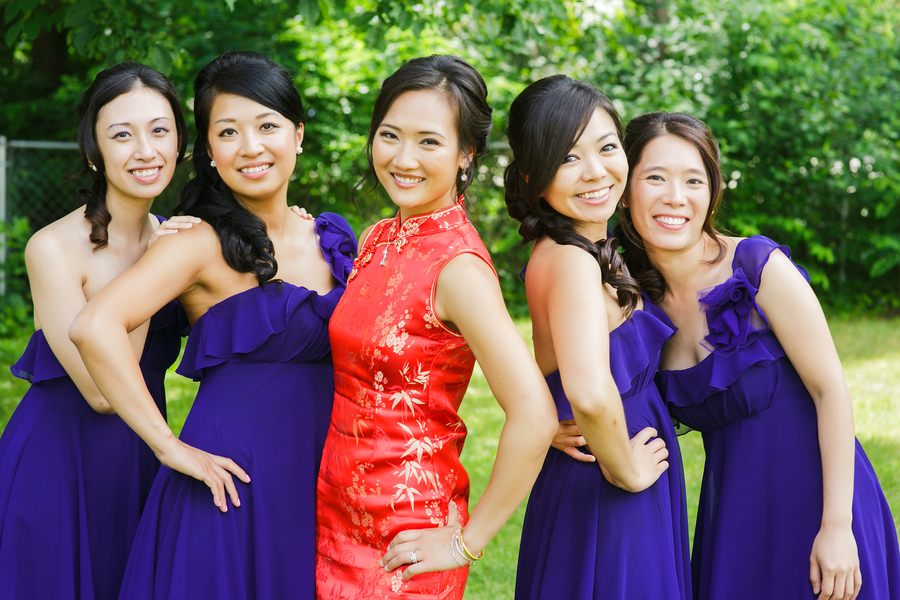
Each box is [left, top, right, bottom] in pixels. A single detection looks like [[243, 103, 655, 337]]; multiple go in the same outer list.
[[457, 528, 485, 562]]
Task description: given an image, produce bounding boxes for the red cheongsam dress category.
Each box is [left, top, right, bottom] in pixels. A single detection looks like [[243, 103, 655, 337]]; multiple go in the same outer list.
[[316, 199, 495, 599]]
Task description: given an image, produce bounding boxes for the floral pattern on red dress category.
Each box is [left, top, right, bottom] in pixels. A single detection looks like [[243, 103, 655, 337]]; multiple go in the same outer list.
[[316, 200, 495, 599]]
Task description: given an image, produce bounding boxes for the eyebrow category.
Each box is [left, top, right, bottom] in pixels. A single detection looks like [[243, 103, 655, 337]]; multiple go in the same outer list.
[[641, 165, 707, 177], [107, 116, 171, 130], [214, 112, 279, 125], [380, 123, 447, 138]]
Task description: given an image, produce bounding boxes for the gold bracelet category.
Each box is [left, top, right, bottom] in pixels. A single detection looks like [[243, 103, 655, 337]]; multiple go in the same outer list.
[[457, 528, 485, 562]]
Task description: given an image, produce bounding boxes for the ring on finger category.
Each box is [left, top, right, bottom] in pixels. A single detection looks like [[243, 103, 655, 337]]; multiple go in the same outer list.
[[410, 550, 418, 564]]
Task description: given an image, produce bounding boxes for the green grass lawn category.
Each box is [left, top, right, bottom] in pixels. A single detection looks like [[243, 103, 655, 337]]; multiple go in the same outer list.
[[1, 315, 898, 598]]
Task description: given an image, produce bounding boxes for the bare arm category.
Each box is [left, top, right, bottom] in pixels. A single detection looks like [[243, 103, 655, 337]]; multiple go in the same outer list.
[[382, 253, 557, 578], [25, 230, 141, 413], [535, 243, 668, 491], [756, 250, 861, 600], [69, 226, 250, 512]]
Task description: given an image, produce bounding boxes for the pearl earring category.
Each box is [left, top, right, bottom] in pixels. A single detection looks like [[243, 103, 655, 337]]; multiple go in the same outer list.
[[210, 159, 217, 168], [297, 146, 303, 154], [176, 151, 180, 158], [461, 172, 468, 182], [90, 164, 97, 172]]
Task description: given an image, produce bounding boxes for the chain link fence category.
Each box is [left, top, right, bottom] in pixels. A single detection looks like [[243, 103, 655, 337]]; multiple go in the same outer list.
[[0, 137, 188, 232]]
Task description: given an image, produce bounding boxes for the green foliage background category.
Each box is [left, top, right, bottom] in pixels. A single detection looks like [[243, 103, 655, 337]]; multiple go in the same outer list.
[[2, 0, 899, 317]]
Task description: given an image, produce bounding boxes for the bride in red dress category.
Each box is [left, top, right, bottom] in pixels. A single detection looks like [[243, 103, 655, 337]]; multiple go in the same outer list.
[[315, 55, 558, 599]]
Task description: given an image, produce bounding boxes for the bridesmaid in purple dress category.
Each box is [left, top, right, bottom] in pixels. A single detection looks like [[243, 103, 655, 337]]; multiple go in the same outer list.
[[0, 63, 188, 599], [70, 51, 355, 599], [616, 111, 900, 600], [504, 76, 689, 599]]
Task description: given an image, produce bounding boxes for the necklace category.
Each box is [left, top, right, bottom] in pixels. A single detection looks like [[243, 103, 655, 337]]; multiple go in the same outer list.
[[380, 218, 410, 265]]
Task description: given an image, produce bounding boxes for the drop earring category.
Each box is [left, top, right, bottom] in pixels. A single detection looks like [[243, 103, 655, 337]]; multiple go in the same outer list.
[[460, 169, 468, 182], [210, 159, 217, 168]]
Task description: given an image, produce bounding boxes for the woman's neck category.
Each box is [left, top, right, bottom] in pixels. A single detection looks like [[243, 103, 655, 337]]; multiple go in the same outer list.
[[646, 234, 721, 297], [573, 220, 608, 244], [104, 192, 155, 245], [235, 188, 292, 237]]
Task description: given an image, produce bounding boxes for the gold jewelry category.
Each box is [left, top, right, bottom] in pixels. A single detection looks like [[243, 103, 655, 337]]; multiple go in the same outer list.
[[457, 528, 484, 562]]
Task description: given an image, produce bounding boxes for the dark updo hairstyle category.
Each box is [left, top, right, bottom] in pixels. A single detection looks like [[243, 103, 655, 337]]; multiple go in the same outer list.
[[73, 62, 187, 251], [615, 111, 726, 302], [355, 54, 493, 202], [177, 51, 305, 287], [504, 74, 640, 318]]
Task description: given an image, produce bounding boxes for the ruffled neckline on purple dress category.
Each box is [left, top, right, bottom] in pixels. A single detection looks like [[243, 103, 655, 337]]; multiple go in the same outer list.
[[11, 300, 187, 384], [657, 235, 809, 408], [177, 213, 356, 380]]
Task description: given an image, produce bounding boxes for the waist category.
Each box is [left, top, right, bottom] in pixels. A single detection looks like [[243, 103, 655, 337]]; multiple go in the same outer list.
[[668, 363, 811, 431]]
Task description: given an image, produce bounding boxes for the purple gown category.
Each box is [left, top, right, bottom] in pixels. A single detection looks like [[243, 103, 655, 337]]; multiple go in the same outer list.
[[117, 214, 355, 600], [516, 302, 691, 600], [0, 301, 185, 600], [656, 235, 900, 600]]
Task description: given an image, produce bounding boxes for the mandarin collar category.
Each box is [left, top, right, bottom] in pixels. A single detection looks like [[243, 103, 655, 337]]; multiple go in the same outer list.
[[394, 197, 469, 237]]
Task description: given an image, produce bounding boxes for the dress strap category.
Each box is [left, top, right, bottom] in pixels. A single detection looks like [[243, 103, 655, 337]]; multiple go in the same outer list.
[[732, 235, 810, 289]]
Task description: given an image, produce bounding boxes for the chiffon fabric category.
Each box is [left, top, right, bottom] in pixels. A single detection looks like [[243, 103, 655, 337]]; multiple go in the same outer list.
[[316, 200, 494, 599], [515, 300, 691, 600], [656, 235, 900, 600], [0, 300, 185, 600], [117, 213, 356, 600]]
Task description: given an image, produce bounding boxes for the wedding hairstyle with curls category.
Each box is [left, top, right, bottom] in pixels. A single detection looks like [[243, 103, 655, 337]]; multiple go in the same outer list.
[[615, 111, 726, 302], [355, 54, 492, 202], [72, 62, 187, 251], [177, 50, 305, 287], [504, 74, 640, 318]]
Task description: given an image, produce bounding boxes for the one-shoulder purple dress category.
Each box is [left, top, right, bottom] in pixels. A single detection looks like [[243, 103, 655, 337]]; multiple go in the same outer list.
[[117, 214, 355, 600], [0, 300, 185, 600], [656, 235, 900, 600], [516, 301, 691, 600]]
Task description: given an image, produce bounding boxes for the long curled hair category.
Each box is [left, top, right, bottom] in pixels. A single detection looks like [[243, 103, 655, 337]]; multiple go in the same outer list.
[[615, 111, 726, 302], [73, 62, 187, 251], [504, 74, 640, 318], [177, 51, 305, 287], [355, 55, 493, 203]]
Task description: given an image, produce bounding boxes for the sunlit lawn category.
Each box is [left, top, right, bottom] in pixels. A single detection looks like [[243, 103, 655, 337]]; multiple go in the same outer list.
[[1, 316, 898, 598]]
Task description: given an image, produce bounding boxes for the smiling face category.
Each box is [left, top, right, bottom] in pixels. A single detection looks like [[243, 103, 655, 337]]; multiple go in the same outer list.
[[95, 86, 178, 204], [541, 107, 628, 240], [626, 133, 711, 254], [372, 89, 470, 220], [207, 93, 303, 206]]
